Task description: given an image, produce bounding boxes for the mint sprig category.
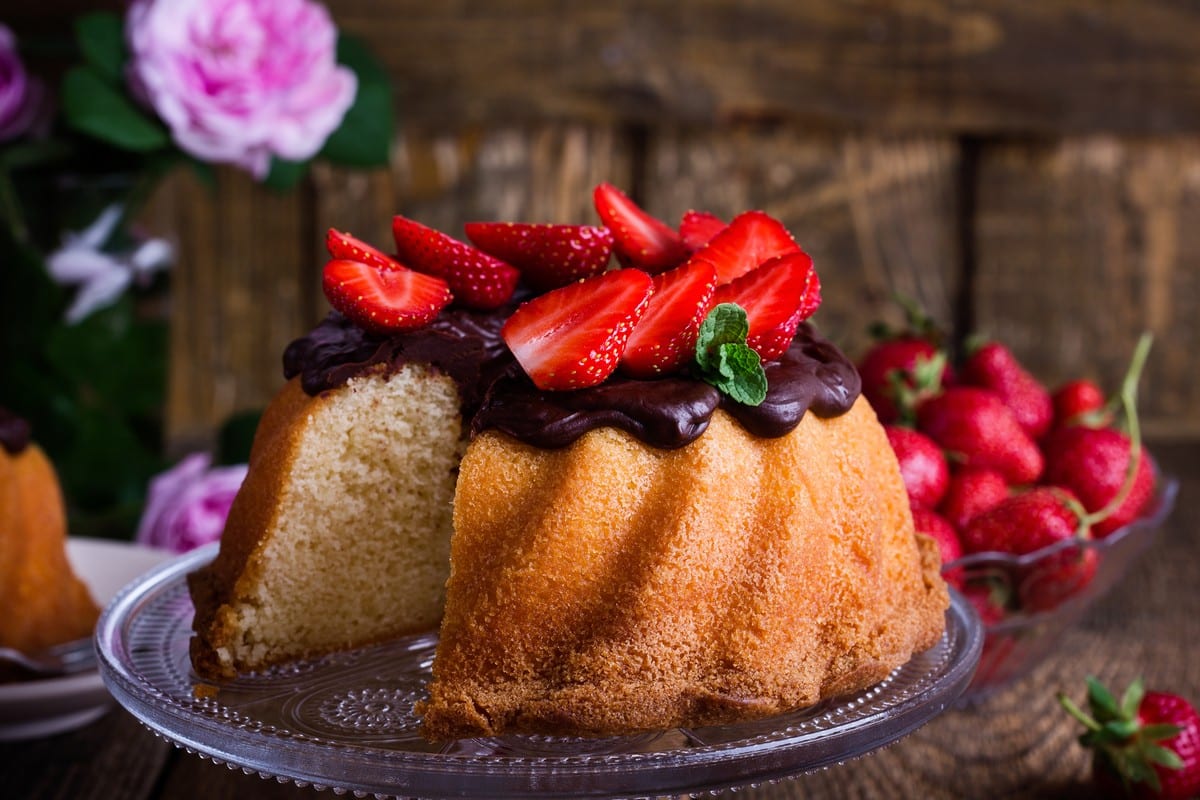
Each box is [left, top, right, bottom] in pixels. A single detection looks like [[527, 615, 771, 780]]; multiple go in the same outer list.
[[694, 303, 768, 406]]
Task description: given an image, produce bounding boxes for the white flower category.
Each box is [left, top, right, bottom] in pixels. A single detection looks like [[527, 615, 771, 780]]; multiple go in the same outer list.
[[45, 204, 174, 324]]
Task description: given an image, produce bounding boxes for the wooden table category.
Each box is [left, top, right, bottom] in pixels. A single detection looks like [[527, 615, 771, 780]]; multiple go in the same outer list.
[[3, 438, 1196, 800]]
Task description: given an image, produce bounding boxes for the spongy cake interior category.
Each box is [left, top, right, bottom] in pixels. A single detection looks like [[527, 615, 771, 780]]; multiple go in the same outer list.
[[190, 364, 463, 677]]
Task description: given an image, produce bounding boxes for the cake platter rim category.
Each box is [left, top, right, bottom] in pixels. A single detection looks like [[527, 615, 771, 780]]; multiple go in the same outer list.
[[95, 542, 983, 799]]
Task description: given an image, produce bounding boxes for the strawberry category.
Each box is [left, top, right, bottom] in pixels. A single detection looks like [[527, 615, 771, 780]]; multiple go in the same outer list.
[[463, 222, 613, 292], [679, 210, 726, 251], [688, 210, 803, 285], [885, 425, 949, 509], [858, 337, 948, 425], [501, 269, 653, 390], [321, 259, 452, 334], [911, 507, 963, 588], [961, 340, 1054, 440], [961, 581, 1008, 626], [593, 183, 689, 273], [938, 468, 1009, 531], [960, 486, 1096, 612], [1053, 378, 1109, 428], [1043, 425, 1155, 538], [390, 215, 519, 310], [1061, 677, 1200, 800], [1043, 334, 1156, 537], [621, 260, 717, 378], [326, 229, 405, 272], [711, 252, 820, 361], [916, 387, 1044, 485]]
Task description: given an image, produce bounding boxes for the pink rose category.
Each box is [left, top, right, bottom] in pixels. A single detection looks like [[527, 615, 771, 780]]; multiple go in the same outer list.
[[136, 453, 248, 553], [0, 24, 47, 141], [125, 0, 357, 178]]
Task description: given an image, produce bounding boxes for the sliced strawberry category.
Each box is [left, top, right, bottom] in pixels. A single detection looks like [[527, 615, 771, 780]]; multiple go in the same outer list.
[[689, 210, 803, 285], [322, 259, 452, 334], [621, 261, 718, 378], [679, 210, 726, 251], [463, 222, 613, 292], [391, 215, 519, 310], [326, 229, 404, 272], [593, 182, 689, 273], [712, 252, 820, 361], [502, 269, 654, 390]]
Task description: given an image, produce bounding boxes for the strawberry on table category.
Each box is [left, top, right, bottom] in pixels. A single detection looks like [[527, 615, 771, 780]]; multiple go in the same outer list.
[[391, 214, 519, 310], [961, 340, 1054, 440], [463, 222, 613, 292], [679, 209, 726, 251], [593, 182, 689, 273], [1061, 677, 1200, 800], [885, 425, 950, 510], [688, 210, 804, 285], [621, 260, 717, 378], [502, 268, 654, 391], [916, 386, 1044, 485], [322, 259, 452, 334], [711, 252, 820, 361]]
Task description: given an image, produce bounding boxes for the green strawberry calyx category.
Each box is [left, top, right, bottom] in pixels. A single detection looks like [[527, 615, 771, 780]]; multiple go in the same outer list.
[[1058, 676, 1184, 795], [694, 303, 768, 407]]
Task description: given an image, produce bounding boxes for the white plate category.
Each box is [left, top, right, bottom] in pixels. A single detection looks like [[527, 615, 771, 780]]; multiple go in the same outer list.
[[0, 537, 172, 741]]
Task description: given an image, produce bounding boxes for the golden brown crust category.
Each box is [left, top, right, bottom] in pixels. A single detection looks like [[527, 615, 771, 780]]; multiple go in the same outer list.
[[189, 378, 326, 679], [0, 444, 99, 660], [419, 398, 949, 739]]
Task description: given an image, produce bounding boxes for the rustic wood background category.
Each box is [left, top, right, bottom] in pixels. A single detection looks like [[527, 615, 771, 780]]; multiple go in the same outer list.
[[11, 1, 1200, 451]]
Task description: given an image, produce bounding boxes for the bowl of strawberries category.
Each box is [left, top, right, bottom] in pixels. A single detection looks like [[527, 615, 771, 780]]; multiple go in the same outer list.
[[865, 322, 1179, 702]]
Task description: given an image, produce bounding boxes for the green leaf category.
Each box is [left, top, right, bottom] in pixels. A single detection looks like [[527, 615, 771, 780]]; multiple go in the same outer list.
[[694, 303, 769, 406], [320, 35, 394, 167], [1120, 676, 1145, 720], [264, 158, 307, 191], [62, 67, 170, 152], [1143, 742, 1185, 769], [1141, 723, 1184, 743], [1087, 676, 1122, 722], [75, 12, 126, 82]]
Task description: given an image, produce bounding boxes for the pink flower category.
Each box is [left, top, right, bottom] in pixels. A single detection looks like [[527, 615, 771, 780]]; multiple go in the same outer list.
[[136, 453, 248, 553], [125, 0, 357, 178], [0, 24, 47, 142]]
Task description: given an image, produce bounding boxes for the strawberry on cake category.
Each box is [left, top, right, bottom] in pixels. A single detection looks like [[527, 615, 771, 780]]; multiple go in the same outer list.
[[188, 183, 949, 739]]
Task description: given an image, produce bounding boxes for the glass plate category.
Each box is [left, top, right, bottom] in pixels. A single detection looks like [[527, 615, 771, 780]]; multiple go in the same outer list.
[[96, 544, 982, 800]]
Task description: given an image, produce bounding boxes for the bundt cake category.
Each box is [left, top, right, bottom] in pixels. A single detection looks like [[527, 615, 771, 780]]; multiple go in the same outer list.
[[188, 191, 949, 739], [0, 409, 100, 665]]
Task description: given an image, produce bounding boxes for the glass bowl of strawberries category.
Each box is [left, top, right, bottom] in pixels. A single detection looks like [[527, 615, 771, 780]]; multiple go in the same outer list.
[[866, 324, 1178, 702]]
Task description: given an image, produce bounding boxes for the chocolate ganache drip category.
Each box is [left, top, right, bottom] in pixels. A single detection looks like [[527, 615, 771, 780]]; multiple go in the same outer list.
[[0, 407, 32, 456], [282, 314, 861, 450]]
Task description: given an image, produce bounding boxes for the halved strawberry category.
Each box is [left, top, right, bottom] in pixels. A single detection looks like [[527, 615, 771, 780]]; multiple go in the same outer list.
[[464, 222, 613, 292], [502, 269, 654, 390], [679, 210, 726, 251], [690, 210, 804, 285], [621, 260, 718, 378], [711, 252, 820, 361], [322, 259, 452, 334], [326, 229, 404, 272], [391, 215, 519, 310], [593, 182, 689, 273]]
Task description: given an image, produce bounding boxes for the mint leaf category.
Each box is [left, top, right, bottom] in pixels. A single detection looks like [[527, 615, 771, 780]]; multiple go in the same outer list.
[[62, 67, 169, 152], [75, 12, 126, 82], [694, 303, 768, 406]]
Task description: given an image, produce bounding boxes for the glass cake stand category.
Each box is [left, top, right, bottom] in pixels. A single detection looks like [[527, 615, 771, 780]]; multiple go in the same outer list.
[[96, 543, 982, 800]]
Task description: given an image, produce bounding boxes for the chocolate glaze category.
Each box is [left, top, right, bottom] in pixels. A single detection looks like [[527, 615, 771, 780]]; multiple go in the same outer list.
[[283, 314, 861, 451], [0, 407, 32, 456]]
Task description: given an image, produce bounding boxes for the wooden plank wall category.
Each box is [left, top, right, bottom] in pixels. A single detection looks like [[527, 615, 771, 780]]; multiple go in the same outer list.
[[13, 2, 1200, 449]]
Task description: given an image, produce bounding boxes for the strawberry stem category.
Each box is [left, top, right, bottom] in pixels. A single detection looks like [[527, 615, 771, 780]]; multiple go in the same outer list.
[[1081, 333, 1152, 530]]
